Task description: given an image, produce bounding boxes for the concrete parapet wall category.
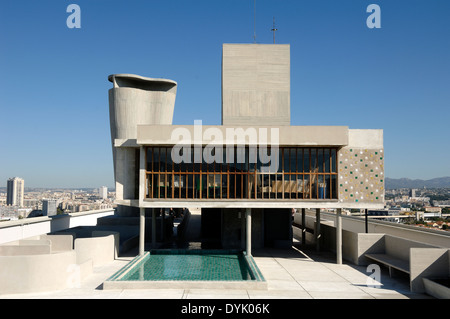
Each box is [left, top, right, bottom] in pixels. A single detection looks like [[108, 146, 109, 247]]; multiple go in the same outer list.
[[92, 231, 120, 259], [410, 248, 449, 293], [40, 234, 74, 251], [0, 209, 115, 245], [75, 232, 119, 267], [0, 244, 51, 256], [0, 251, 78, 294], [385, 235, 436, 261], [353, 233, 385, 265], [0, 229, 119, 294], [320, 212, 450, 248]]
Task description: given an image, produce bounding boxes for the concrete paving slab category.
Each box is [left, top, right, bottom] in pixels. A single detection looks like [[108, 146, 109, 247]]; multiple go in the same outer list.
[[183, 292, 249, 299], [266, 279, 306, 291], [119, 289, 185, 299], [247, 289, 313, 299], [298, 281, 365, 293], [307, 291, 374, 299]]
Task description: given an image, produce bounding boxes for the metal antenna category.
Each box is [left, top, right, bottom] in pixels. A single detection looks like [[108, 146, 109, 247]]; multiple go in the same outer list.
[[253, 0, 257, 43], [271, 17, 278, 44]]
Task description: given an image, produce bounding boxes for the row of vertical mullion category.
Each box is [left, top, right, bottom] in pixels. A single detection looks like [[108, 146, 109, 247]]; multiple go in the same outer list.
[[144, 146, 337, 200]]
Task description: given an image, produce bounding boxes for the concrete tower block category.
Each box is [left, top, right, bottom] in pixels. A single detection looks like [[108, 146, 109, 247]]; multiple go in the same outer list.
[[108, 74, 177, 214], [222, 44, 290, 126]]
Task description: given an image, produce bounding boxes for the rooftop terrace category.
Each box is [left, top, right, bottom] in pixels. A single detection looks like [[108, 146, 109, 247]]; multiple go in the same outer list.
[[0, 243, 431, 300], [1, 209, 445, 300]]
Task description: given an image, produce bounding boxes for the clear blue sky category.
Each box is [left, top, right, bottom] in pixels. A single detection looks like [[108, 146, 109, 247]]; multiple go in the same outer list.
[[1, 0, 449, 188]]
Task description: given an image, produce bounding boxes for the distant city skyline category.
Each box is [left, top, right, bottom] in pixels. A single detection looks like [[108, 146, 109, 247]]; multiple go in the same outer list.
[[1, 1, 449, 188]]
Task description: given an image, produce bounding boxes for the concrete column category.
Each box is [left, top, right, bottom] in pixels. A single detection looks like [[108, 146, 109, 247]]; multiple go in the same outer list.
[[139, 208, 145, 256], [245, 208, 252, 256], [152, 208, 156, 249], [336, 208, 342, 265], [301, 208, 306, 245], [139, 146, 145, 202], [161, 208, 165, 241], [315, 208, 321, 252], [365, 209, 369, 233]]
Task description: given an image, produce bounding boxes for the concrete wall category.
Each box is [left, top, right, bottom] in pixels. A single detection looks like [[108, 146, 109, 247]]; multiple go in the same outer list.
[[293, 215, 450, 293], [0, 242, 51, 256], [0, 209, 115, 245], [319, 212, 450, 248], [75, 232, 119, 266], [108, 74, 177, 210], [338, 130, 384, 206], [0, 234, 94, 295], [0, 229, 119, 294], [410, 248, 450, 292], [294, 211, 450, 262], [137, 125, 348, 147], [222, 44, 290, 126], [0, 251, 78, 294]]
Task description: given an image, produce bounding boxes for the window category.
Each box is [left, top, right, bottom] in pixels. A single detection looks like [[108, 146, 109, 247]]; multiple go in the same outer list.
[[145, 146, 338, 200]]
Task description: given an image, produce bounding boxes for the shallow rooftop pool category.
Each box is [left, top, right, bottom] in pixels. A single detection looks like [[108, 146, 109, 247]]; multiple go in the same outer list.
[[103, 250, 266, 290]]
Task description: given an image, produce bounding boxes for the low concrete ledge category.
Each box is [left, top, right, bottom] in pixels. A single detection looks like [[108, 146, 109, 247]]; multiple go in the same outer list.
[[410, 248, 449, 293], [0, 250, 78, 294], [0, 244, 51, 256], [40, 234, 74, 251], [103, 250, 267, 291], [103, 280, 267, 290], [0, 209, 115, 245], [75, 232, 119, 266], [423, 277, 450, 299], [0, 231, 120, 294]]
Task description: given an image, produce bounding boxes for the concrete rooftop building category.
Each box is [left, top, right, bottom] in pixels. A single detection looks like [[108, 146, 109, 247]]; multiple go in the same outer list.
[[108, 43, 385, 260], [1, 44, 448, 299]]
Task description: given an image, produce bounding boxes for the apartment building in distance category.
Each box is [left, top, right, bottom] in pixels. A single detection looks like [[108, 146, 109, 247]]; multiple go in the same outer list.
[[6, 177, 24, 207]]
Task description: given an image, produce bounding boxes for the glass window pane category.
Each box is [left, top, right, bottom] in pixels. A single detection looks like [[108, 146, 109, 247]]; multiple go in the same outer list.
[[303, 149, 310, 173], [166, 147, 173, 172], [332, 175, 337, 199], [236, 147, 244, 171], [324, 149, 330, 172], [297, 149, 303, 172], [331, 149, 337, 172], [278, 148, 283, 173], [187, 175, 194, 198], [160, 148, 166, 172], [147, 147, 153, 172], [249, 146, 256, 172], [283, 148, 289, 172], [318, 149, 324, 173], [244, 147, 249, 173], [290, 148, 296, 173], [153, 148, 160, 172], [311, 149, 317, 172]]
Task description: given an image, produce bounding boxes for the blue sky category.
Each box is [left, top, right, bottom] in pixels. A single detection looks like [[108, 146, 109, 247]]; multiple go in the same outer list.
[[0, 0, 449, 188]]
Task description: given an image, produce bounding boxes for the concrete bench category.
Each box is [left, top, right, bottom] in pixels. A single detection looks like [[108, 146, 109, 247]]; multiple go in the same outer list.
[[357, 234, 449, 293], [365, 253, 410, 277]]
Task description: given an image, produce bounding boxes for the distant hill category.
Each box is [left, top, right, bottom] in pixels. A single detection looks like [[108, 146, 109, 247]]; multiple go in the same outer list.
[[385, 177, 450, 189]]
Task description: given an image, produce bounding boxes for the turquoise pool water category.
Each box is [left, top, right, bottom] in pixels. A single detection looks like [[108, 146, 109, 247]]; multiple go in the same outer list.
[[109, 250, 264, 282]]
